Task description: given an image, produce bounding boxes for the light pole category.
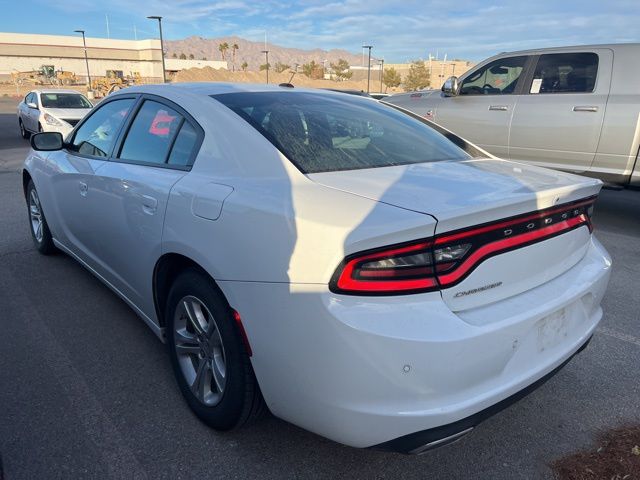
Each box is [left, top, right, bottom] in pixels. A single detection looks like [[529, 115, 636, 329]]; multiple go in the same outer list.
[[362, 45, 372, 93], [379, 59, 384, 93], [74, 30, 92, 92], [261, 50, 269, 83], [147, 16, 166, 83]]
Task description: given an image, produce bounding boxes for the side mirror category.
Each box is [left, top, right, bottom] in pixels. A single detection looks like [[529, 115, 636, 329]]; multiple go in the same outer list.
[[27, 102, 38, 109], [442, 76, 460, 97], [31, 132, 63, 151]]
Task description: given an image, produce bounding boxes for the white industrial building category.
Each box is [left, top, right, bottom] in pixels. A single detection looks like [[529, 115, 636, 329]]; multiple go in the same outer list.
[[0, 32, 226, 83]]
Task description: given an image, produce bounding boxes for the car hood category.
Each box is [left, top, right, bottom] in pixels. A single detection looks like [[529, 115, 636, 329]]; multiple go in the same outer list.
[[42, 107, 92, 119], [307, 158, 603, 232]]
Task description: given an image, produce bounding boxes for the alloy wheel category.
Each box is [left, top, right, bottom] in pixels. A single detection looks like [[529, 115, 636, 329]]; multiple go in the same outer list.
[[173, 295, 227, 406], [29, 189, 43, 242]]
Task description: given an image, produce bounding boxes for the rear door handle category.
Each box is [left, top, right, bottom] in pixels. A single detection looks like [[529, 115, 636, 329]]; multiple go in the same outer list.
[[79, 181, 88, 196], [489, 105, 508, 111], [573, 106, 598, 112], [141, 195, 158, 215]]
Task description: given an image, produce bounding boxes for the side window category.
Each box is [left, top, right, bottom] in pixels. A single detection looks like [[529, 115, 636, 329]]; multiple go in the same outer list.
[[167, 121, 198, 166], [118, 100, 183, 165], [529, 53, 598, 94], [460, 56, 528, 95], [69, 98, 134, 157], [26, 93, 36, 106]]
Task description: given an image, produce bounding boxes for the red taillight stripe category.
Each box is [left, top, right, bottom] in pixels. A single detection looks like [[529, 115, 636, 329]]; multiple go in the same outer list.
[[437, 215, 588, 285], [336, 274, 438, 292], [330, 197, 596, 296], [434, 197, 595, 245]]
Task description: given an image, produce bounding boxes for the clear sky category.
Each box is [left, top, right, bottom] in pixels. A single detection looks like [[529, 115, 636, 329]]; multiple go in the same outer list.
[[1, 0, 638, 62]]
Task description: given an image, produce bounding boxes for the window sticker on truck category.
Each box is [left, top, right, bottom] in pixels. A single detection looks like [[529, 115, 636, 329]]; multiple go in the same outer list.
[[530, 78, 542, 94]]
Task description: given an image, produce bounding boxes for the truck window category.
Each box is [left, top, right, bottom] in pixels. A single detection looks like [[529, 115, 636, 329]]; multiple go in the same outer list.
[[459, 56, 528, 95], [529, 53, 598, 94]]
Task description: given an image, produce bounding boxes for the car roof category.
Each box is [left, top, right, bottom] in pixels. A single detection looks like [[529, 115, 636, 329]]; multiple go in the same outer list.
[[497, 42, 640, 56], [119, 82, 370, 100], [33, 89, 87, 95]]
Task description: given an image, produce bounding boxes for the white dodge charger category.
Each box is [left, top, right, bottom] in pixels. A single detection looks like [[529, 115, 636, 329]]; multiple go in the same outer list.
[[23, 83, 611, 454]]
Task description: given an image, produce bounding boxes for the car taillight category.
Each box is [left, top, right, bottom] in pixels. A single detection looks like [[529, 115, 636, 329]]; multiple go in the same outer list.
[[330, 196, 597, 296], [330, 240, 473, 295]]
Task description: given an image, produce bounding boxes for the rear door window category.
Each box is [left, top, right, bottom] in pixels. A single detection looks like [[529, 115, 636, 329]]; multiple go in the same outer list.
[[118, 100, 184, 165], [529, 53, 599, 94], [460, 56, 528, 95], [116, 99, 201, 167], [167, 121, 198, 166]]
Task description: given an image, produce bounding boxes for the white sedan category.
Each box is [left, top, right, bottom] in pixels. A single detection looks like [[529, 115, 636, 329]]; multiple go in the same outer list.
[[17, 89, 92, 139], [22, 83, 611, 454]]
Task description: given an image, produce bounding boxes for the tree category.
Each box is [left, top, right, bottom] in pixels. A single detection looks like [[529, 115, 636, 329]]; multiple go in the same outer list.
[[241, 61, 248, 72], [302, 60, 323, 79], [171, 53, 177, 59], [231, 43, 239, 70], [188, 53, 194, 60], [218, 42, 229, 61], [383, 66, 401, 90], [274, 62, 290, 73], [202, 56, 207, 60], [259, 63, 271, 71], [404, 60, 430, 92], [330, 58, 352, 81], [179, 53, 187, 60]]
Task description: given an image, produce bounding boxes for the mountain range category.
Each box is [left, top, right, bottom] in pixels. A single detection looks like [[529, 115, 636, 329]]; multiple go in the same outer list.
[[164, 36, 376, 71]]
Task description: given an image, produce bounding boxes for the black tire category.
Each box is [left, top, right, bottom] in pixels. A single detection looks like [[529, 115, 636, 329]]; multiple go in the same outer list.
[[19, 118, 30, 139], [166, 269, 265, 430], [26, 180, 56, 255]]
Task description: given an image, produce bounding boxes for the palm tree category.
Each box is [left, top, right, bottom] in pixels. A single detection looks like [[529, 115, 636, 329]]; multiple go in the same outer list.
[[231, 43, 239, 71], [218, 42, 229, 62]]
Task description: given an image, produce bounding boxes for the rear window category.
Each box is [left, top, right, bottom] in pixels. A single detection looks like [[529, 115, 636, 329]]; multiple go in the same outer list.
[[212, 91, 471, 173]]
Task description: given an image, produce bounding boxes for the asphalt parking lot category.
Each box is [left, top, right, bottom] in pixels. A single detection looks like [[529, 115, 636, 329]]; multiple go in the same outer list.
[[0, 97, 638, 479]]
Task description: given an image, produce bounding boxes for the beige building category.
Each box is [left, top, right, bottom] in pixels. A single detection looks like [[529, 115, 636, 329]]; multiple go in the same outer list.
[[0, 32, 226, 85]]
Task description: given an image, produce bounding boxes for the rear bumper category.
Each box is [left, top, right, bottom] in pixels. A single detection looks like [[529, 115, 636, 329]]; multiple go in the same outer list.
[[219, 236, 611, 449], [372, 335, 593, 454]]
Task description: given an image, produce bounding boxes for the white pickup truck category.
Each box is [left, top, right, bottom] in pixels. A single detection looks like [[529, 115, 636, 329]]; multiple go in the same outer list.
[[385, 44, 640, 187]]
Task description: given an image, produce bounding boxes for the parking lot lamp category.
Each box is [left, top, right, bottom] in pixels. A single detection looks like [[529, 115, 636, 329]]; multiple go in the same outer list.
[[147, 16, 167, 83], [74, 30, 92, 92], [363, 45, 373, 93], [379, 58, 384, 93], [261, 50, 269, 83]]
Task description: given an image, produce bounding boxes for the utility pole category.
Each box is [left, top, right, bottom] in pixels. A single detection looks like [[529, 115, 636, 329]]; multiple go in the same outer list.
[[362, 44, 372, 93], [379, 59, 384, 93], [261, 50, 269, 83], [147, 16, 166, 83], [74, 30, 92, 94]]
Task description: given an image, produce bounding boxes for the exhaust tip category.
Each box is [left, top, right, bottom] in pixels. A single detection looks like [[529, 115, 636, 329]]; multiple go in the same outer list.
[[409, 427, 474, 455]]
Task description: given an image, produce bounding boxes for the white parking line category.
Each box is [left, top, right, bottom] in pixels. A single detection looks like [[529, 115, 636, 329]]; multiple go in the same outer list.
[[598, 326, 640, 348]]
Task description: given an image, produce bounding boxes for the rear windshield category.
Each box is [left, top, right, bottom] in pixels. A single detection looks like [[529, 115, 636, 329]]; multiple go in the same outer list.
[[212, 91, 471, 173], [41, 93, 92, 109]]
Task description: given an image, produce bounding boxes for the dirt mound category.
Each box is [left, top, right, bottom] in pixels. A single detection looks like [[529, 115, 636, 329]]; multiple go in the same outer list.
[[172, 67, 395, 93]]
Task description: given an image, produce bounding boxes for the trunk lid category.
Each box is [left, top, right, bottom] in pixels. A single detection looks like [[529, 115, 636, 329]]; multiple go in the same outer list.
[[309, 158, 602, 310]]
